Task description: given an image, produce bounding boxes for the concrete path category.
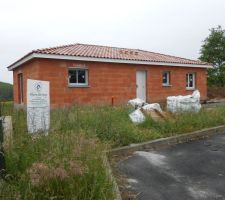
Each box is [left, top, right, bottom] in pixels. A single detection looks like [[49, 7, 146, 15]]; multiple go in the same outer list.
[[118, 134, 225, 200]]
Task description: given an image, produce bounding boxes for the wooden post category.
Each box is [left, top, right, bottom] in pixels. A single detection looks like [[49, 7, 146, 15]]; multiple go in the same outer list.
[[0, 117, 5, 177], [111, 96, 114, 107], [1, 116, 13, 151]]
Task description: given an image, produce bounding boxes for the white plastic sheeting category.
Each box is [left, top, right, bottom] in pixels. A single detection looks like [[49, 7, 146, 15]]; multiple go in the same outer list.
[[167, 90, 201, 113], [128, 98, 164, 124], [128, 98, 146, 108], [129, 108, 146, 124], [142, 103, 163, 113]]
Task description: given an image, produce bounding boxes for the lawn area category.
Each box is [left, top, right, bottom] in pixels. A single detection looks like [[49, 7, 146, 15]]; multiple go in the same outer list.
[[1, 102, 225, 199]]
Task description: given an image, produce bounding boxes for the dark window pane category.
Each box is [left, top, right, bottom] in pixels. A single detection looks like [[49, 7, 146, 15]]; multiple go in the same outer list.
[[186, 73, 195, 88], [78, 70, 86, 84], [189, 74, 193, 87], [186, 74, 189, 87], [163, 73, 167, 84], [163, 72, 170, 84], [69, 70, 77, 83]]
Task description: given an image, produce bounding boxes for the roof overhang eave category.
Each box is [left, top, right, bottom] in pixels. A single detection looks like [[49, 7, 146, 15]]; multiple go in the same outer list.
[[7, 53, 213, 71]]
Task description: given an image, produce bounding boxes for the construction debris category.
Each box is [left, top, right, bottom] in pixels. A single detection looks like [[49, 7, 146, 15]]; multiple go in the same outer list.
[[128, 98, 146, 109], [141, 109, 170, 122], [142, 103, 163, 113], [128, 99, 167, 124], [167, 90, 201, 113], [129, 91, 202, 124], [129, 108, 146, 124]]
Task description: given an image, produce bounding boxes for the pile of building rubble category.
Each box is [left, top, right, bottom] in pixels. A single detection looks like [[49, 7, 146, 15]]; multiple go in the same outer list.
[[128, 99, 164, 124], [128, 90, 201, 124], [167, 90, 201, 113]]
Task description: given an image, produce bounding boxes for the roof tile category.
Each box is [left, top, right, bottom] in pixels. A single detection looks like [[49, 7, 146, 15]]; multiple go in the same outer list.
[[32, 43, 207, 65], [8, 43, 210, 70]]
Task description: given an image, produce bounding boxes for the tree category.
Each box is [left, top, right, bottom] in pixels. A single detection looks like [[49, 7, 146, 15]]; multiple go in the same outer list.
[[199, 26, 225, 86]]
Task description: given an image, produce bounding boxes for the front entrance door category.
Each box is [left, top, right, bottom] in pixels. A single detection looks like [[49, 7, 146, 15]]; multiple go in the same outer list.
[[18, 73, 23, 104], [136, 71, 146, 101]]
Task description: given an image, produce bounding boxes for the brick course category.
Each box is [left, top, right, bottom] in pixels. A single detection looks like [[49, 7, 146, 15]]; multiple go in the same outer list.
[[13, 58, 207, 108]]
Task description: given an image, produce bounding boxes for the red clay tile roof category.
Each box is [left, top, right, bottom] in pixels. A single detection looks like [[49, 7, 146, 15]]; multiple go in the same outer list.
[[8, 43, 211, 70], [32, 43, 207, 65]]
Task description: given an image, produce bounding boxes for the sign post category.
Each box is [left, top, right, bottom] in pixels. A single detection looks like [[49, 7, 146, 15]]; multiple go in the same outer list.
[[27, 79, 50, 134]]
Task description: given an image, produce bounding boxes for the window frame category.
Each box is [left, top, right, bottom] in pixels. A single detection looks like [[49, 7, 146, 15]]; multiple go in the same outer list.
[[68, 67, 89, 87], [162, 71, 171, 86], [186, 73, 196, 90]]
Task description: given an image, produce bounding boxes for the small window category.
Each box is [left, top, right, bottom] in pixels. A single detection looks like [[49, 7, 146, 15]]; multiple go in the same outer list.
[[186, 73, 195, 89], [162, 71, 170, 86], [68, 68, 88, 86]]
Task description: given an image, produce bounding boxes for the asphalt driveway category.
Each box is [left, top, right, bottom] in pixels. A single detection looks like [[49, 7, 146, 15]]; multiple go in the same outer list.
[[118, 133, 225, 200]]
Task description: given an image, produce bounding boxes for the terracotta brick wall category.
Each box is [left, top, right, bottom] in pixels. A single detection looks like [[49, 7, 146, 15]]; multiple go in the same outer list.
[[13, 58, 207, 108], [13, 60, 39, 106], [147, 65, 207, 103]]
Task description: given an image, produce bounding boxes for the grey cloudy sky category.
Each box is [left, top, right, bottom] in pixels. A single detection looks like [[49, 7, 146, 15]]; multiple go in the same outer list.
[[1, 0, 225, 84]]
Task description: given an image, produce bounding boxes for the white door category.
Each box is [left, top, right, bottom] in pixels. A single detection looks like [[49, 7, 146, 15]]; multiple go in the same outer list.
[[136, 71, 146, 101]]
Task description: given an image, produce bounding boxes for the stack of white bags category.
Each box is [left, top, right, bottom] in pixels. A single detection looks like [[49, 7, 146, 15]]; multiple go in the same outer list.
[[128, 98, 162, 124], [128, 90, 201, 124], [167, 90, 201, 113]]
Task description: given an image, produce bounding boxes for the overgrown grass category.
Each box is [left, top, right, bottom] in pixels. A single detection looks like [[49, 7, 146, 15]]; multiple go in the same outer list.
[[1, 102, 225, 199], [50, 105, 225, 147], [51, 105, 142, 147], [0, 103, 114, 200], [140, 108, 225, 139], [0, 101, 13, 116]]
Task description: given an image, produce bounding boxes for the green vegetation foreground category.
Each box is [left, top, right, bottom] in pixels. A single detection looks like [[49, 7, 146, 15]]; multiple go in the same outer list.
[[1, 103, 225, 199]]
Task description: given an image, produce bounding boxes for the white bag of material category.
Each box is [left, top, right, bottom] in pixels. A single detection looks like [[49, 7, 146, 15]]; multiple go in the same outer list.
[[129, 109, 145, 124], [128, 98, 145, 108], [192, 90, 200, 100], [142, 103, 163, 113], [167, 90, 201, 113]]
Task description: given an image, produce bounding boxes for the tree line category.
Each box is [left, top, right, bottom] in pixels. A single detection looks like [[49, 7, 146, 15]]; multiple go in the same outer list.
[[200, 26, 225, 87]]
